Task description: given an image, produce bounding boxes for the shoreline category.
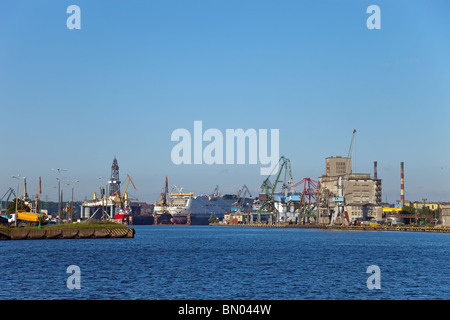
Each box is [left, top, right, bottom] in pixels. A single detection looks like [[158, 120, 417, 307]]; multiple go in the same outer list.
[[0, 227, 135, 240], [210, 223, 450, 233]]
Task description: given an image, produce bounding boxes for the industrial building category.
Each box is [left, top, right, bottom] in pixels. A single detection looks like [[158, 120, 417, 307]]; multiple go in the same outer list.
[[441, 204, 450, 227], [403, 200, 442, 211], [317, 156, 382, 224]]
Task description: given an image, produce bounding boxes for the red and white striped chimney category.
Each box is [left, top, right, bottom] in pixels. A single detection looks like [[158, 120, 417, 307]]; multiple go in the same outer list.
[[400, 162, 405, 206]]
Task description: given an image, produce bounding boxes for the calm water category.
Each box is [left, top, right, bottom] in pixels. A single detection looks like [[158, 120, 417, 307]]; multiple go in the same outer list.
[[0, 225, 448, 300]]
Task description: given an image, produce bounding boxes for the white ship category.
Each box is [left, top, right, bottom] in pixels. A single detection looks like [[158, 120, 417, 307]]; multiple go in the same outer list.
[[154, 185, 244, 224], [167, 187, 194, 215]]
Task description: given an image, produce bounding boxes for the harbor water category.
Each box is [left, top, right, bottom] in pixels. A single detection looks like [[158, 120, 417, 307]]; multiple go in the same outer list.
[[0, 225, 448, 300]]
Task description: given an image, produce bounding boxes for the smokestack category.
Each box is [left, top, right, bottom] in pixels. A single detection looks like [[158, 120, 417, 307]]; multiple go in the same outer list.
[[400, 162, 405, 206], [23, 177, 28, 200], [374, 161, 378, 179]]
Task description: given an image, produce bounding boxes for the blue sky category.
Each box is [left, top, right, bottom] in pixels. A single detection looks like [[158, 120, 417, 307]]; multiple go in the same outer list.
[[1, 0, 449, 203]]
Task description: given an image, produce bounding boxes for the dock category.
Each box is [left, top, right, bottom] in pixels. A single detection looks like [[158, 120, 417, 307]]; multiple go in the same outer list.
[[0, 227, 135, 240], [210, 223, 450, 233]]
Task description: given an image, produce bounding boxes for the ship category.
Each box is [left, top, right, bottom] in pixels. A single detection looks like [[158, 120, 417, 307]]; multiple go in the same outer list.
[[154, 185, 250, 225]]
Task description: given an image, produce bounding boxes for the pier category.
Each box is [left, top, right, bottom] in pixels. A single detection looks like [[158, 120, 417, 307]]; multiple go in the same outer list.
[[210, 223, 450, 233], [0, 227, 135, 240]]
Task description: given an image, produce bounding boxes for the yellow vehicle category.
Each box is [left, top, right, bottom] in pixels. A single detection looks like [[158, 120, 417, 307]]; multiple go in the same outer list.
[[8, 176, 47, 226], [8, 211, 47, 227]]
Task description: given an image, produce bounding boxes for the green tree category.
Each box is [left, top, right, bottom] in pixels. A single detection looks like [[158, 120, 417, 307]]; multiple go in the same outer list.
[[6, 198, 31, 214], [208, 213, 219, 223], [400, 206, 415, 215], [418, 206, 433, 216]]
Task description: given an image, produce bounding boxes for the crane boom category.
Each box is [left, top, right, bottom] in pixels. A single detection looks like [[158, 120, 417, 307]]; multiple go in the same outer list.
[[120, 174, 137, 203], [237, 185, 252, 209], [331, 129, 356, 225], [127, 174, 136, 191], [342, 129, 356, 196], [258, 156, 293, 223]]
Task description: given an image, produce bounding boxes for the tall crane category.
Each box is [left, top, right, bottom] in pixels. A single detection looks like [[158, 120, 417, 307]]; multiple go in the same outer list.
[[290, 177, 319, 205], [343, 129, 356, 195], [210, 185, 220, 199], [171, 185, 184, 194], [258, 156, 293, 223], [1, 188, 16, 214], [113, 174, 137, 216], [121, 174, 137, 202], [236, 184, 252, 210], [158, 176, 169, 213], [35, 177, 42, 214], [331, 129, 356, 225]]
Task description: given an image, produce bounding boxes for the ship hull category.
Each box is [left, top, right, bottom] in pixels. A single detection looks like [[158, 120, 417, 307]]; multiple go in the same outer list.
[[153, 193, 248, 225], [130, 214, 155, 225]]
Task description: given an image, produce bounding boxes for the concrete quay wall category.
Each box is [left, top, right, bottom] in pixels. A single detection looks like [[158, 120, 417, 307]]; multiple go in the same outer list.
[[211, 223, 450, 233], [0, 227, 135, 240]]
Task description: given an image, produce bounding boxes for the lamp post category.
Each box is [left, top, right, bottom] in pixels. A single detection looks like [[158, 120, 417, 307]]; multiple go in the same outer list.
[[52, 168, 68, 224], [99, 176, 108, 221], [422, 198, 427, 226], [436, 203, 440, 226], [66, 180, 79, 223], [11, 174, 25, 227]]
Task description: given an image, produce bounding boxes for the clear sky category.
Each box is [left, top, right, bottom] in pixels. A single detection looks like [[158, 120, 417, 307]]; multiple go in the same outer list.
[[1, 0, 449, 204]]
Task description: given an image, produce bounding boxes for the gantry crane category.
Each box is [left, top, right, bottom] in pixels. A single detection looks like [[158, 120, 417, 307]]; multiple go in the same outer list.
[[236, 184, 252, 210], [159, 176, 169, 213], [210, 185, 220, 199], [257, 156, 293, 223], [232, 185, 252, 211], [230, 184, 253, 223], [291, 177, 319, 221], [121, 174, 137, 202], [290, 177, 319, 205], [0, 188, 16, 214], [112, 173, 137, 215]]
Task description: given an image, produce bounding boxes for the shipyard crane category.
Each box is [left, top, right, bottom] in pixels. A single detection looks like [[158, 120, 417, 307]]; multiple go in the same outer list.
[[158, 176, 169, 213], [211, 185, 220, 197], [290, 177, 319, 205], [171, 185, 184, 194], [121, 174, 137, 202], [330, 129, 356, 225], [34, 177, 42, 214], [113, 173, 138, 215], [290, 177, 319, 222], [236, 184, 252, 210], [0, 188, 16, 214], [257, 156, 293, 223], [233, 184, 253, 223]]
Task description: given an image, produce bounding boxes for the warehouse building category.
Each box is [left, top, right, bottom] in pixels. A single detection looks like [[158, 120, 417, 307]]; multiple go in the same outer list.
[[441, 204, 450, 227], [317, 156, 382, 224]]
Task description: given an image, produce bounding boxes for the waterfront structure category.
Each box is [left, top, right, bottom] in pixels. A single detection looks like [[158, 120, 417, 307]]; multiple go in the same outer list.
[[382, 207, 403, 214], [440, 204, 450, 227], [400, 162, 405, 207], [80, 157, 141, 221], [317, 156, 382, 224], [108, 156, 121, 196], [403, 200, 442, 211]]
